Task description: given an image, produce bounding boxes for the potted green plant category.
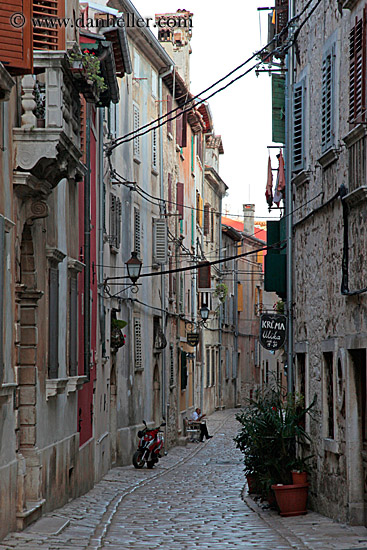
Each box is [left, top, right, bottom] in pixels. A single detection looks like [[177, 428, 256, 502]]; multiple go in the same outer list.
[[69, 49, 107, 100], [235, 379, 315, 515]]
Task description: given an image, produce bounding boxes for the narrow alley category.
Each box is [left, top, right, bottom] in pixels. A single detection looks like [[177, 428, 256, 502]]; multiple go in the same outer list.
[[1, 410, 367, 550]]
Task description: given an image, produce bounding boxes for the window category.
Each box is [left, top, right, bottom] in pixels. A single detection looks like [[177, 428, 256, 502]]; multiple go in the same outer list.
[[152, 126, 157, 170], [323, 352, 335, 439], [180, 349, 187, 391], [1, 1, 32, 74], [33, 0, 65, 51], [211, 348, 215, 386], [48, 264, 59, 378], [134, 207, 141, 257], [69, 272, 78, 376], [292, 80, 305, 172], [151, 69, 158, 98], [204, 203, 210, 236], [133, 104, 140, 158], [176, 182, 184, 219], [322, 46, 335, 151], [153, 218, 168, 265], [349, 11, 366, 125], [109, 194, 121, 249], [134, 318, 142, 370]]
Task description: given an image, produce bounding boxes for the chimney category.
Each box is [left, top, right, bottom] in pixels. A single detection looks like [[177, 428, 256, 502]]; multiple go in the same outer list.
[[155, 9, 193, 87], [243, 204, 255, 235]]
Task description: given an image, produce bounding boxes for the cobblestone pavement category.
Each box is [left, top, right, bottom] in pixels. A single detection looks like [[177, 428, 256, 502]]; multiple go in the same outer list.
[[2, 409, 367, 550]]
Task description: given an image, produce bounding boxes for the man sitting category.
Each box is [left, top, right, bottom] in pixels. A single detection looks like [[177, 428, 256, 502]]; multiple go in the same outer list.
[[191, 408, 213, 442]]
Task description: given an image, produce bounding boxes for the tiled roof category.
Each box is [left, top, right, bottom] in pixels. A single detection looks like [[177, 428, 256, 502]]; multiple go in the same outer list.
[[206, 135, 224, 154]]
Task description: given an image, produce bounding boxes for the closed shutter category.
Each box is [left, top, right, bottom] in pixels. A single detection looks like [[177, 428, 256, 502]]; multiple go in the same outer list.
[[206, 348, 210, 387], [0, 216, 4, 386], [181, 111, 187, 148], [170, 345, 174, 386], [69, 273, 78, 376], [210, 209, 215, 241], [292, 80, 305, 172], [349, 11, 366, 125], [204, 203, 210, 236], [322, 46, 335, 151], [152, 126, 157, 169], [198, 195, 203, 227], [110, 194, 116, 247], [176, 109, 183, 147], [134, 318, 142, 369], [153, 219, 168, 264], [168, 173, 172, 212], [180, 349, 187, 390], [167, 94, 173, 135], [116, 197, 121, 248], [237, 282, 243, 312], [232, 350, 238, 379], [272, 74, 286, 144], [211, 349, 215, 386], [134, 207, 141, 257], [275, 0, 288, 37], [225, 349, 230, 380], [48, 265, 59, 378], [198, 262, 211, 290], [0, 1, 33, 74], [176, 182, 184, 219], [33, 0, 66, 51], [133, 105, 140, 157], [80, 96, 87, 162]]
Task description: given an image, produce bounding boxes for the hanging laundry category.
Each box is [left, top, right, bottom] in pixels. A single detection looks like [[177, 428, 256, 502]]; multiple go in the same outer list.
[[265, 155, 273, 211], [274, 150, 285, 207]]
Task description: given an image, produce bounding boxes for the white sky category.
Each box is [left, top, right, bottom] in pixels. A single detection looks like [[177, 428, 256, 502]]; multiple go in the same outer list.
[[132, 0, 283, 222]]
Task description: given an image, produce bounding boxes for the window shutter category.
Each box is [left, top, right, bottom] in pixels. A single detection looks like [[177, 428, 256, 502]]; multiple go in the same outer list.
[[168, 173, 172, 212], [198, 262, 211, 290], [69, 273, 78, 376], [204, 203, 210, 236], [134, 318, 142, 369], [33, 0, 66, 51], [292, 80, 305, 172], [0, 216, 4, 386], [349, 11, 366, 125], [322, 46, 335, 151], [48, 266, 59, 378], [176, 109, 183, 147], [210, 209, 215, 241], [225, 349, 230, 380], [167, 94, 173, 135], [170, 345, 174, 386], [176, 182, 184, 219], [134, 207, 141, 257], [133, 105, 140, 157], [152, 127, 157, 169], [0, 1, 33, 74], [181, 111, 187, 148], [80, 97, 87, 162], [275, 0, 289, 37], [110, 193, 116, 247], [153, 219, 168, 264], [180, 349, 187, 390], [116, 197, 121, 248], [206, 348, 210, 387], [232, 351, 238, 379], [237, 283, 243, 312]]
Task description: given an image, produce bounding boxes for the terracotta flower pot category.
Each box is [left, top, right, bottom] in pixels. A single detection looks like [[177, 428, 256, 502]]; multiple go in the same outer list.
[[246, 474, 260, 494], [271, 483, 309, 517], [292, 471, 308, 485]]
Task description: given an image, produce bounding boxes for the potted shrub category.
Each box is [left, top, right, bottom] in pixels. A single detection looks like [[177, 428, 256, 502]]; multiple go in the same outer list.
[[235, 379, 315, 515]]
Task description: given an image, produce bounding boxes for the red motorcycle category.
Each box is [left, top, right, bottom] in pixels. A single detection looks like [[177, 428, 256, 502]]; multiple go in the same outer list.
[[133, 420, 166, 469]]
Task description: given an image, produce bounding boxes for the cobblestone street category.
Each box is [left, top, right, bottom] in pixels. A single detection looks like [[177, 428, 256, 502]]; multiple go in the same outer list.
[[2, 409, 367, 550]]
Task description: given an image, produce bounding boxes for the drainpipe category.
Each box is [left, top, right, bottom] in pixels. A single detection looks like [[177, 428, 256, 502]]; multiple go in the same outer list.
[[233, 250, 239, 407], [159, 65, 174, 424], [98, 108, 106, 358], [285, 1, 295, 393], [84, 103, 91, 381]]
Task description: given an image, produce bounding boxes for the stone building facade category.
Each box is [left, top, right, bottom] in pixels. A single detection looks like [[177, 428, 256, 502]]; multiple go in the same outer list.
[[286, 0, 367, 526]]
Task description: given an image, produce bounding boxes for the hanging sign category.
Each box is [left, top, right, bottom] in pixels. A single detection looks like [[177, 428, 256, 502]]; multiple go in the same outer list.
[[260, 313, 287, 350], [187, 332, 200, 347]]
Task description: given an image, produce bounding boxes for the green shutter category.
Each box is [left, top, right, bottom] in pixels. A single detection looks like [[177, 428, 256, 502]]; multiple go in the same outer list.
[[272, 74, 286, 144], [264, 219, 286, 298]]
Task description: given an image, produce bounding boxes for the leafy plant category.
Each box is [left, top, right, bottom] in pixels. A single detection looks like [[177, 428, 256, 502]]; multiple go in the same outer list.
[[234, 378, 316, 497], [214, 282, 228, 303], [273, 299, 285, 314], [33, 80, 45, 120], [69, 49, 107, 94]]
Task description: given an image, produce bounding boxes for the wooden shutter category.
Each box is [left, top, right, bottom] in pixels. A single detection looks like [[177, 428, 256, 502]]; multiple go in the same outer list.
[[33, 0, 66, 51], [0, 217, 4, 386], [181, 111, 187, 148], [237, 282, 243, 312], [203, 203, 210, 236], [134, 207, 141, 257], [167, 94, 172, 135], [180, 349, 187, 390], [153, 219, 168, 264], [110, 193, 116, 247], [69, 273, 78, 376], [322, 46, 335, 151], [133, 104, 140, 157], [176, 109, 183, 147], [48, 265, 59, 378], [349, 11, 366, 125], [198, 262, 211, 290], [116, 197, 121, 248], [168, 173, 172, 212], [292, 80, 305, 171], [134, 318, 142, 369], [0, 0, 33, 74], [176, 182, 184, 219], [275, 0, 288, 36], [272, 74, 286, 144]]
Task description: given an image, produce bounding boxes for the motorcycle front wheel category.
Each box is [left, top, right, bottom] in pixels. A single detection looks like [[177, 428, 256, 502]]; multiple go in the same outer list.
[[132, 451, 145, 469]]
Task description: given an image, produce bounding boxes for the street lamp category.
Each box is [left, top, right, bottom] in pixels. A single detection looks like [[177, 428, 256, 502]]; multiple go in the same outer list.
[[200, 303, 210, 322], [126, 252, 142, 284]]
